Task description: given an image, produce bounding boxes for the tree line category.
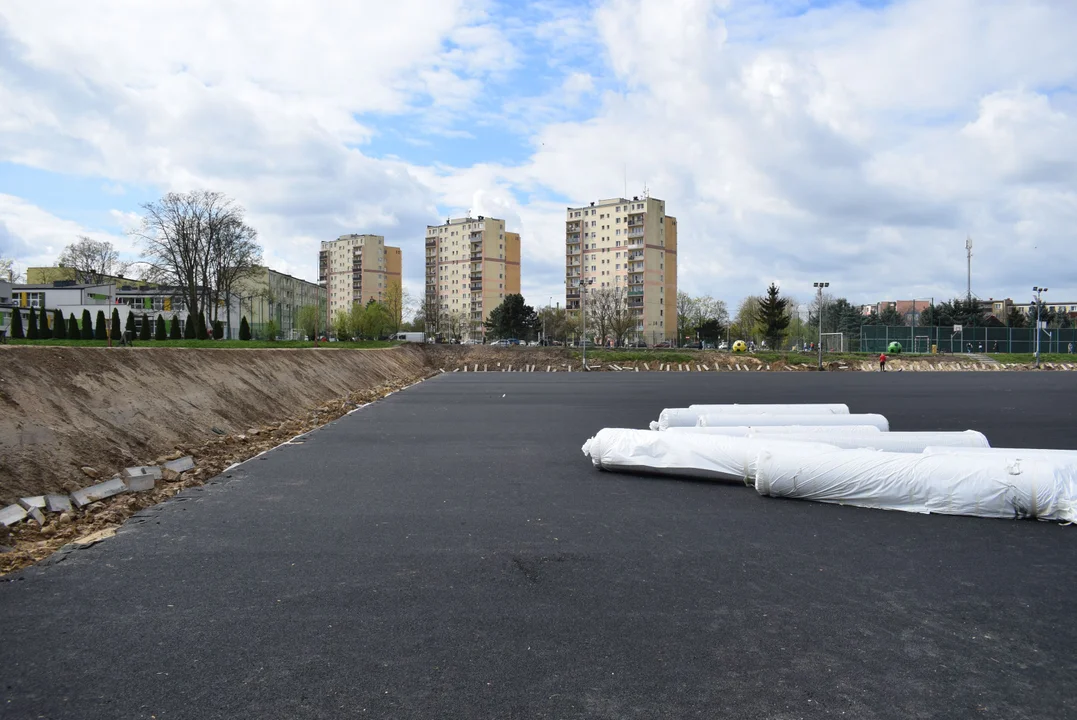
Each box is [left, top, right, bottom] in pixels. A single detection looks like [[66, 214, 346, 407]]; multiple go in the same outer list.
[[5, 306, 238, 341]]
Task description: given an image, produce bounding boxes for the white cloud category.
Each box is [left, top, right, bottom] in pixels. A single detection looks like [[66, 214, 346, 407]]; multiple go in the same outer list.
[[0, 194, 133, 271], [2, 0, 1077, 308]]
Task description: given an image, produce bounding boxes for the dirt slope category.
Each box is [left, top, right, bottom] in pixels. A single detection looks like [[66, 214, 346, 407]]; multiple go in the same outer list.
[[0, 346, 430, 504]]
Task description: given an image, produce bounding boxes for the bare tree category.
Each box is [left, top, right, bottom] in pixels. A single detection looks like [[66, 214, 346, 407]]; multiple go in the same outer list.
[[587, 287, 625, 345], [133, 191, 261, 325], [57, 236, 130, 284], [446, 310, 469, 342], [0, 258, 23, 282], [384, 279, 405, 335], [607, 289, 635, 346], [423, 293, 442, 338]]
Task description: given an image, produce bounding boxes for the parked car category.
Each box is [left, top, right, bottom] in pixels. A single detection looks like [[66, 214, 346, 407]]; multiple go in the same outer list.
[[624, 340, 647, 348], [576, 339, 597, 348], [684, 341, 703, 350], [654, 340, 672, 348]]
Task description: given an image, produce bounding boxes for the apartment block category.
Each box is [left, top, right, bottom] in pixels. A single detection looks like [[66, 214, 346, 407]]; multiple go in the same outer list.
[[236, 267, 327, 340], [566, 195, 677, 344], [425, 216, 520, 340], [319, 234, 402, 326]]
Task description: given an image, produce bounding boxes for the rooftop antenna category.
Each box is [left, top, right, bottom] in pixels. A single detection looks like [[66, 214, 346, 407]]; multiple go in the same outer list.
[[965, 236, 973, 301]]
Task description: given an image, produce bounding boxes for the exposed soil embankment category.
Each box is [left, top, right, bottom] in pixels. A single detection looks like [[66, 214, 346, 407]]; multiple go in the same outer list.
[[0, 346, 430, 505]]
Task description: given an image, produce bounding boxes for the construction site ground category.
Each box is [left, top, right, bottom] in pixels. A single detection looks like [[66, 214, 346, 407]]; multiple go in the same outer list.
[[1, 372, 1074, 719], [0, 344, 1071, 574]]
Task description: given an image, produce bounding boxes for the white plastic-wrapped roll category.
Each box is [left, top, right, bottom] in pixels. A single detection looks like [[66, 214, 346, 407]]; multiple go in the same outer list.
[[923, 446, 1077, 460], [665, 425, 882, 437], [688, 403, 850, 414], [653, 404, 850, 430], [772, 430, 989, 453], [581, 428, 837, 483], [696, 413, 890, 431], [754, 446, 1077, 522]]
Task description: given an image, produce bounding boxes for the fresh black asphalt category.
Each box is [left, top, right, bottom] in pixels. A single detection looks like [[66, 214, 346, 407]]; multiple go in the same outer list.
[[2, 371, 1076, 719]]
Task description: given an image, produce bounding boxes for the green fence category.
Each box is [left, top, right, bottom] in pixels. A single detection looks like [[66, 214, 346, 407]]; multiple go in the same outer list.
[[860, 325, 1077, 354]]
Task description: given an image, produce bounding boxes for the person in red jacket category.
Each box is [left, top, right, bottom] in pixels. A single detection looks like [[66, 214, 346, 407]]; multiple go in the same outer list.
[[879, 352, 887, 372]]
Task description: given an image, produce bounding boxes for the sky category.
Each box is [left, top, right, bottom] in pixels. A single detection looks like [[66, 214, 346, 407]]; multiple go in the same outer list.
[[1, 0, 1076, 312]]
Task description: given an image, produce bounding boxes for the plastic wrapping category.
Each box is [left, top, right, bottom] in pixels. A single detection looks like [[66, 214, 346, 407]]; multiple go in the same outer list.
[[581, 429, 836, 483], [665, 426, 882, 437], [696, 413, 890, 431], [667, 427, 985, 452], [653, 404, 849, 431], [754, 446, 1077, 522], [924, 446, 1077, 460], [688, 403, 850, 414]]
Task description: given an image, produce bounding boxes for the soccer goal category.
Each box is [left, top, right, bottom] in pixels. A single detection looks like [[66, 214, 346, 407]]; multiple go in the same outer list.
[[913, 335, 930, 354], [820, 332, 845, 352]]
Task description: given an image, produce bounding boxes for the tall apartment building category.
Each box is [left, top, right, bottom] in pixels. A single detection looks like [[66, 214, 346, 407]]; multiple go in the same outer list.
[[319, 234, 402, 326], [425, 216, 520, 340], [566, 195, 677, 344]]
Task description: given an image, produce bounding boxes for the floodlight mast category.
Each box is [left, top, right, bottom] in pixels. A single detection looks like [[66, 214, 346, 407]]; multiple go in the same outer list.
[[1033, 286, 1048, 368], [814, 282, 829, 370]]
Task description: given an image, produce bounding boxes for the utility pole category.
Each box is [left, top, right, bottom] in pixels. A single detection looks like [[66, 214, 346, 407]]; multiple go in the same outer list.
[[965, 236, 973, 301], [581, 282, 588, 369], [814, 281, 829, 370], [1033, 286, 1047, 368]]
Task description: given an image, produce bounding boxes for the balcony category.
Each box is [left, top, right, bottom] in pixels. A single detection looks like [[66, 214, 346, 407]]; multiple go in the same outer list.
[[566, 221, 581, 232], [627, 289, 643, 297], [470, 272, 482, 280], [471, 253, 483, 261], [470, 282, 483, 291], [426, 238, 436, 247], [628, 262, 644, 272], [567, 291, 580, 300]]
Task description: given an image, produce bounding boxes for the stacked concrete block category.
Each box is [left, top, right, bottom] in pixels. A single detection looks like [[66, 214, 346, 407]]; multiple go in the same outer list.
[[163, 456, 195, 474], [45, 495, 72, 513], [70, 478, 128, 508], [1, 504, 28, 526], [18, 497, 46, 511]]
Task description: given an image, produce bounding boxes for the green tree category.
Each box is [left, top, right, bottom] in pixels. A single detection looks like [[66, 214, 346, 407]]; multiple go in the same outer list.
[[239, 316, 251, 341], [757, 283, 790, 350], [10, 308, 24, 339], [169, 315, 182, 339], [332, 309, 351, 341], [196, 311, 209, 340], [483, 294, 537, 340], [140, 313, 152, 340], [40, 307, 54, 339], [111, 308, 122, 340], [730, 296, 761, 343], [297, 304, 321, 340], [212, 320, 223, 340], [1027, 300, 1056, 327], [697, 318, 725, 344], [27, 306, 39, 339], [52, 309, 66, 339], [358, 301, 392, 340], [183, 314, 196, 339], [1006, 306, 1027, 328], [155, 314, 167, 341], [125, 311, 137, 339], [877, 305, 904, 326], [95, 310, 108, 340], [68, 313, 79, 338], [265, 318, 279, 341], [81, 309, 94, 339]]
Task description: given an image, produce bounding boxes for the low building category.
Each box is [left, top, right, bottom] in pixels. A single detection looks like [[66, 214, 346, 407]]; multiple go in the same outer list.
[[236, 267, 326, 340]]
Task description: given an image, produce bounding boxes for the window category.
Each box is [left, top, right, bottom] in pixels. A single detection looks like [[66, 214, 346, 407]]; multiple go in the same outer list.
[[27, 292, 44, 307]]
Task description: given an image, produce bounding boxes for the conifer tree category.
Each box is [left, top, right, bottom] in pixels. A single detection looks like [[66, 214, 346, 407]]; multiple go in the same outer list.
[[239, 316, 251, 341], [10, 308, 24, 339], [68, 313, 79, 339], [184, 314, 196, 339], [155, 314, 167, 341], [52, 309, 66, 339], [27, 307, 39, 339], [95, 310, 108, 340], [140, 313, 152, 341], [111, 308, 122, 340], [81, 309, 94, 339], [169, 315, 181, 339]]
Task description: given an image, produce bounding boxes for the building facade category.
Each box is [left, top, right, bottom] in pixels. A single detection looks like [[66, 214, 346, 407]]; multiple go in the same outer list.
[[425, 216, 520, 341], [565, 195, 677, 344], [236, 267, 327, 340], [319, 235, 402, 329]]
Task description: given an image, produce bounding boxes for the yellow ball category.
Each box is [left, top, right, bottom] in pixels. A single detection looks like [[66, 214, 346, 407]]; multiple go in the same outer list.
[[732, 340, 747, 353]]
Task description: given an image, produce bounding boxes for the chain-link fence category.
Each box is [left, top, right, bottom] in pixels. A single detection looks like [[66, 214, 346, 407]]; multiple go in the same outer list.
[[860, 325, 1077, 354]]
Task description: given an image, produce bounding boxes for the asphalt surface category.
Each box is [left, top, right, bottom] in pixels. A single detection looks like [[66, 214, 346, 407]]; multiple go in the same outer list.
[[2, 372, 1076, 719]]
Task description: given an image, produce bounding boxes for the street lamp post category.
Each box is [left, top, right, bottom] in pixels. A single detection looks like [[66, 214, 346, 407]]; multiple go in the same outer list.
[[1033, 286, 1047, 368], [814, 282, 829, 370], [581, 283, 588, 369]]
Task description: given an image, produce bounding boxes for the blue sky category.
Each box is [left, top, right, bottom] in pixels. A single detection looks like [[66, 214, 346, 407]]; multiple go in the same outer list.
[[1, 0, 1076, 311]]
